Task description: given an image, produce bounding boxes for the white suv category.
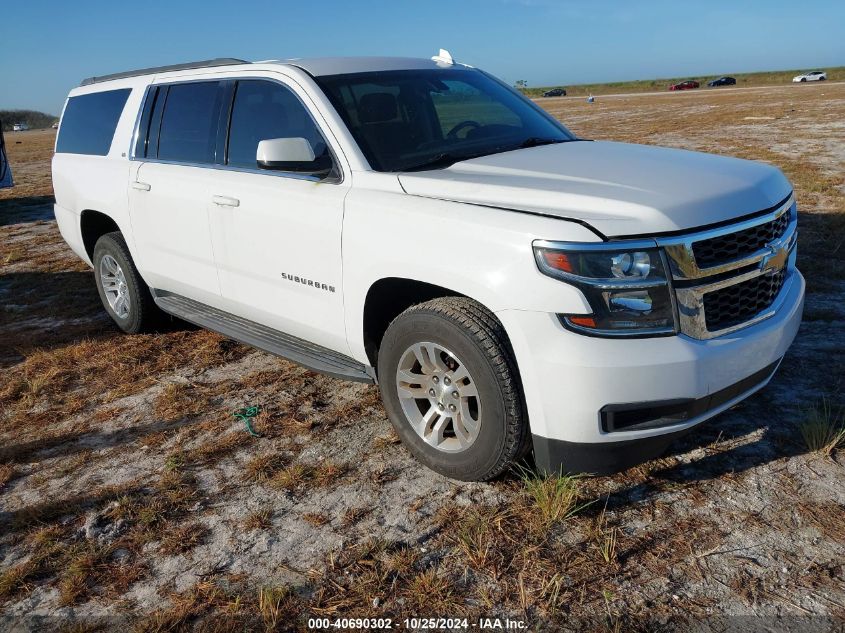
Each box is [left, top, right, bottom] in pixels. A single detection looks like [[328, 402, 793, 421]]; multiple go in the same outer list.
[[52, 54, 804, 480]]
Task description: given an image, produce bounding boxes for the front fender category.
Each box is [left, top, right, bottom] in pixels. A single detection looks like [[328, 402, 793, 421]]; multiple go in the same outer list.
[[342, 185, 599, 364]]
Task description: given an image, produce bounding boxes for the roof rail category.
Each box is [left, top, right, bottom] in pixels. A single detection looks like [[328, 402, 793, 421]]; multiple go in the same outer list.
[[79, 58, 250, 86]]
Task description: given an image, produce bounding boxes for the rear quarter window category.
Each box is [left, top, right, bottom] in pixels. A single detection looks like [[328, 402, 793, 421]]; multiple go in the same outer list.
[[56, 88, 131, 155]]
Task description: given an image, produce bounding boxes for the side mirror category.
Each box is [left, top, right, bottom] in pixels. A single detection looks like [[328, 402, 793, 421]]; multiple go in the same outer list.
[[256, 137, 330, 174]]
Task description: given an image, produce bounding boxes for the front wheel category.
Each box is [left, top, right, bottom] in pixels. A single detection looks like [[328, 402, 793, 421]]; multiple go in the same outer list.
[[378, 297, 529, 481], [93, 232, 160, 334]]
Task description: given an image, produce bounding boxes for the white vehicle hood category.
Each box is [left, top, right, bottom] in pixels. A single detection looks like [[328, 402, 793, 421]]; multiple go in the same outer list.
[[397, 141, 792, 238]]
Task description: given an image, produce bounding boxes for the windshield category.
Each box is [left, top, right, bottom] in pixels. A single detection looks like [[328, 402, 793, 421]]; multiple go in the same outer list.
[[314, 68, 575, 172]]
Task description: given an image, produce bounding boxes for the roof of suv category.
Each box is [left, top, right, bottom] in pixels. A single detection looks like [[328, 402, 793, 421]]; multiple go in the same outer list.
[[283, 56, 467, 76], [80, 55, 470, 86]]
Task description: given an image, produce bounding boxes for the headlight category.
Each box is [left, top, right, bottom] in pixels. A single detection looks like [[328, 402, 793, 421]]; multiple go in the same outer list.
[[534, 241, 678, 337]]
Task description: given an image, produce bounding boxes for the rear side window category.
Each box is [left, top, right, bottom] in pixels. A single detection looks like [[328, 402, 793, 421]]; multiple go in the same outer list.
[[156, 82, 223, 164], [56, 88, 131, 155]]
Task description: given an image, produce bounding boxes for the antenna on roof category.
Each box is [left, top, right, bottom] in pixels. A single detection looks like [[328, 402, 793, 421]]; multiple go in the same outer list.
[[431, 49, 455, 65]]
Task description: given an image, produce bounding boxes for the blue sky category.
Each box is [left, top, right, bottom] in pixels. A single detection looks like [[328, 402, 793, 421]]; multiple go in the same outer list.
[[1, 0, 843, 114]]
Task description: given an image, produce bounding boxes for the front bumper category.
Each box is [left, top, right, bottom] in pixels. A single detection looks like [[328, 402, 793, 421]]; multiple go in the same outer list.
[[497, 269, 805, 475]]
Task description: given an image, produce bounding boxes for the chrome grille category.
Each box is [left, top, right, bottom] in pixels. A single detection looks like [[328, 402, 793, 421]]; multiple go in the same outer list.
[[693, 211, 790, 268], [703, 269, 787, 331], [658, 195, 797, 339]]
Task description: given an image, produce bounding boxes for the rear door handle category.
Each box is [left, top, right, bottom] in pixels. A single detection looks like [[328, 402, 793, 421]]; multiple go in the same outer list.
[[212, 195, 240, 207], [131, 181, 151, 191]]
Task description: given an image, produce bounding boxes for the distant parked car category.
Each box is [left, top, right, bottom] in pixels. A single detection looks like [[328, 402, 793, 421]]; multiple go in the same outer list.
[[542, 88, 566, 97], [707, 76, 736, 87], [669, 80, 699, 91], [52, 121, 60, 129], [12, 123, 29, 132], [792, 71, 827, 83]]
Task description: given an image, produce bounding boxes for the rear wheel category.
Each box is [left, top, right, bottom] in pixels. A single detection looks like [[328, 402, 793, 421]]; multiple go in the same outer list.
[[378, 297, 529, 481], [93, 232, 159, 334]]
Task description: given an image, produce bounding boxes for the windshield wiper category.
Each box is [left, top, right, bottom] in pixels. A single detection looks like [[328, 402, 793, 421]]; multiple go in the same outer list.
[[401, 151, 483, 172], [514, 137, 568, 149], [400, 138, 569, 172]]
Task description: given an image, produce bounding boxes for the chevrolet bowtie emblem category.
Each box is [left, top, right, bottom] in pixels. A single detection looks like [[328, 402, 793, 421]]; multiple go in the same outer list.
[[760, 242, 788, 274]]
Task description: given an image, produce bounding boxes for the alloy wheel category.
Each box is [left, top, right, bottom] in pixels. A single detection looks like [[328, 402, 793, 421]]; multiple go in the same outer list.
[[99, 254, 131, 319], [394, 342, 482, 453]]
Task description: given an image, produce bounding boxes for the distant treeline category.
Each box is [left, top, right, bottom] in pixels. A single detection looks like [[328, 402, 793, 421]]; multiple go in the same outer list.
[[1, 110, 58, 131]]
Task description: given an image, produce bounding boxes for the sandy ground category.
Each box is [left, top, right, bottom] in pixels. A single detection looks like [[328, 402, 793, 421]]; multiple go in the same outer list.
[[1, 83, 844, 632]]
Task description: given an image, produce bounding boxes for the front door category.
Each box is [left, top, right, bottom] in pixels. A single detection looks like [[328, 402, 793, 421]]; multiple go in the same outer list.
[[207, 78, 350, 354]]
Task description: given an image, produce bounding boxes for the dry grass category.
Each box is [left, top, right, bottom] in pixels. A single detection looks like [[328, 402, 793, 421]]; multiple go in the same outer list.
[[0, 468, 208, 605], [135, 578, 304, 631], [590, 504, 619, 568], [0, 526, 68, 602], [57, 541, 146, 606], [257, 585, 300, 630], [270, 463, 314, 492], [0, 463, 15, 490], [313, 461, 349, 486], [0, 332, 246, 444], [159, 522, 210, 556], [243, 453, 288, 483], [451, 507, 496, 568], [242, 509, 273, 531], [800, 399, 845, 456], [372, 430, 401, 450], [520, 468, 586, 525], [303, 512, 330, 527], [183, 432, 246, 465], [153, 382, 214, 422], [267, 461, 349, 493], [340, 507, 372, 528]]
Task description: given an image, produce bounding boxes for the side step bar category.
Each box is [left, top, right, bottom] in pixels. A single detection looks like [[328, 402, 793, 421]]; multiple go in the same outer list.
[[153, 290, 375, 383]]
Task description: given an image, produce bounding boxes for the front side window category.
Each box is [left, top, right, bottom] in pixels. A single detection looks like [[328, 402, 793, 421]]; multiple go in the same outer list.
[[157, 81, 223, 164], [315, 68, 574, 172], [56, 88, 131, 156], [226, 80, 331, 171]]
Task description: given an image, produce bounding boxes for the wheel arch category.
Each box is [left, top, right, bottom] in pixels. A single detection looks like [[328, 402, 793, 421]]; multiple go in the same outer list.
[[362, 277, 469, 368], [80, 209, 121, 261]]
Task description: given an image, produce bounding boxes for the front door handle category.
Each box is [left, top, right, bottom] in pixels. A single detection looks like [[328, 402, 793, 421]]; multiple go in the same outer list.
[[131, 181, 151, 191], [212, 195, 240, 207]]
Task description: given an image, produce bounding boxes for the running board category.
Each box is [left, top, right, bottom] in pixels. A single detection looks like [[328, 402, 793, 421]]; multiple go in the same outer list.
[[152, 290, 375, 383]]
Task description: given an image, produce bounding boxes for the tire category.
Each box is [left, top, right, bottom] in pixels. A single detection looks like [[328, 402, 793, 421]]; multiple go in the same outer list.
[[92, 231, 159, 334], [377, 297, 529, 481]]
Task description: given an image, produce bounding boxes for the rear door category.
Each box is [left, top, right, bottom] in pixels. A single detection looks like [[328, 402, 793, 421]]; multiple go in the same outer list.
[[128, 80, 227, 301]]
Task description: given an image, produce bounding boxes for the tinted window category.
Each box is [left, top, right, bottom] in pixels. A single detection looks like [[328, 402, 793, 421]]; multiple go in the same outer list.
[[157, 82, 222, 163], [134, 86, 160, 158], [227, 80, 329, 169], [56, 88, 131, 155]]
